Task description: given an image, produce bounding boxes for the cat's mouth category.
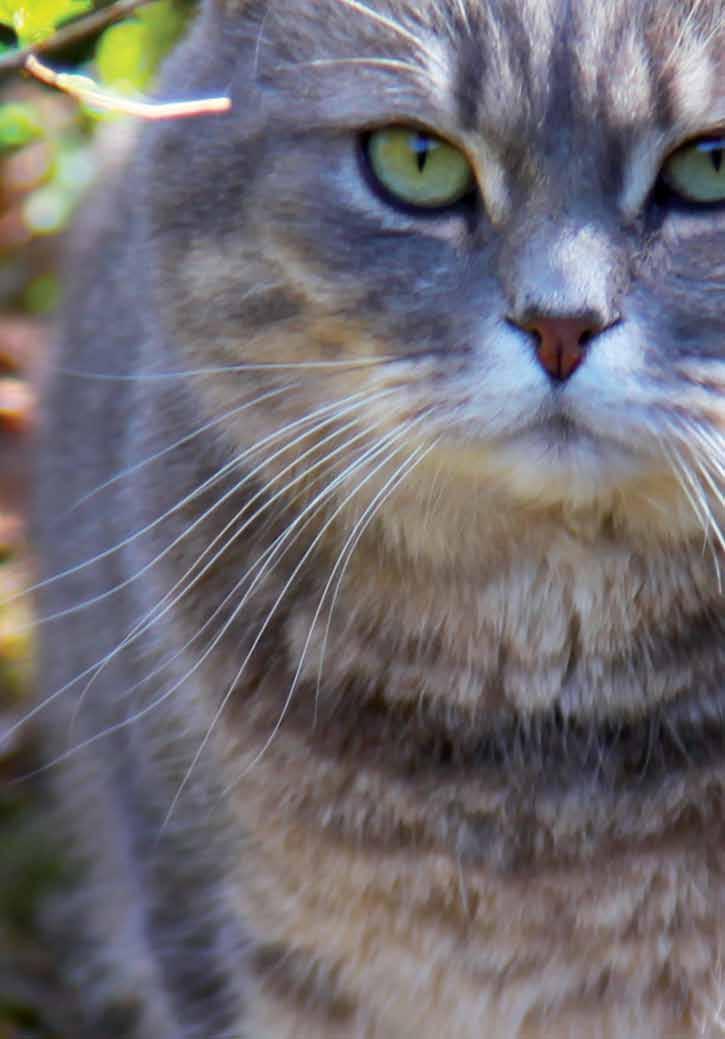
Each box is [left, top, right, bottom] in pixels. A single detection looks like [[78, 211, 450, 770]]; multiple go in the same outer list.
[[490, 409, 649, 484], [425, 399, 694, 522], [513, 412, 597, 444]]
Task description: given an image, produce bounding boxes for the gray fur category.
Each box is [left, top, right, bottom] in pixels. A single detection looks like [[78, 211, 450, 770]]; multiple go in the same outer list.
[[34, 1, 725, 1035]]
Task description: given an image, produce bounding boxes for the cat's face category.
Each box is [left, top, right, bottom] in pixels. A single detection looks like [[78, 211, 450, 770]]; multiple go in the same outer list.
[[146, 0, 724, 554]]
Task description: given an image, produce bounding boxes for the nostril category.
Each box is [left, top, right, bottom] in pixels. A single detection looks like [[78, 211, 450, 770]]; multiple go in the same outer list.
[[510, 315, 608, 382]]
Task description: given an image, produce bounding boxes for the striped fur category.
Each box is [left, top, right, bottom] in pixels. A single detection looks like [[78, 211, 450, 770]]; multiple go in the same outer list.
[[35, 1, 725, 1035]]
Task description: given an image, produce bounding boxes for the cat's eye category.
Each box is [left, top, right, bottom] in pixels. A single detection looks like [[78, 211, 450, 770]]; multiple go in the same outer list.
[[661, 137, 725, 204], [365, 127, 475, 211]]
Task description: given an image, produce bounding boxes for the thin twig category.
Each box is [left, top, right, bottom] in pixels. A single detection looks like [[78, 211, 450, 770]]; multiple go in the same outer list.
[[0, 0, 156, 73], [24, 54, 231, 120]]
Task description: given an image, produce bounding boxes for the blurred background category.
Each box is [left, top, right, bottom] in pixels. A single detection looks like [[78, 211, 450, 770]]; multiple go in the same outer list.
[[0, 3, 196, 1033]]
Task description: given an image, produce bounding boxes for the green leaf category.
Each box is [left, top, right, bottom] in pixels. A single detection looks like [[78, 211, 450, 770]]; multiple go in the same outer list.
[[0, 0, 92, 45], [95, 19, 153, 91], [0, 102, 44, 152], [95, 0, 187, 93], [24, 272, 61, 313]]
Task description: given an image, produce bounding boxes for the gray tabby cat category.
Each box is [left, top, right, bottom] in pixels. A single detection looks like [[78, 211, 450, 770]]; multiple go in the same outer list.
[[32, 0, 724, 1035]]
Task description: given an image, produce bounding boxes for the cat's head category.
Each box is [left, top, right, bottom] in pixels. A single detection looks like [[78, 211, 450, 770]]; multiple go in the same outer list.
[[143, 0, 724, 559]]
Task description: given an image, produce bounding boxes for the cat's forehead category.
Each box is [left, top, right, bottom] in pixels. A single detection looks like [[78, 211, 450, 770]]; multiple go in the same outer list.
[[455, 0, 723, 126], [259, 0, 724, 143]]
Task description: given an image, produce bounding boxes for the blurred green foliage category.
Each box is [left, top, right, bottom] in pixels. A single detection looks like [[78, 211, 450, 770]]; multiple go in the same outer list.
[[96, 2, 189, 92], [0, 0, 92, 47], [0, 101, 43, 150], [0, 0, 191, 65], [0, 0, 194, 316], [0, 5, 195, 1034]]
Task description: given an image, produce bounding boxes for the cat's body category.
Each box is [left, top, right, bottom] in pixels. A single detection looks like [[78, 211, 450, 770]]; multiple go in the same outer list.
[[34, 1, 725, 1035]]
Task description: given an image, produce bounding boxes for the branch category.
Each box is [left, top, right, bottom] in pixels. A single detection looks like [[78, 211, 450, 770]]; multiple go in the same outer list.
[[24, 54, 231, 120], [0, 0, 157, 73]]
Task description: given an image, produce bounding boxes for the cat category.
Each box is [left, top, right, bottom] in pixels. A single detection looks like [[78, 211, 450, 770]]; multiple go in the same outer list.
[[30, 0, 724, 1035]]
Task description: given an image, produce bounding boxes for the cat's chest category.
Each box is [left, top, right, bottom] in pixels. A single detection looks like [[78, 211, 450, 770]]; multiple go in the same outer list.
[[233, 758, 725, 1039], [277, 530, 717, 721]]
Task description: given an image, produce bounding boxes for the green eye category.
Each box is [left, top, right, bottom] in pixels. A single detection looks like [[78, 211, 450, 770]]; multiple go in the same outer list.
[[661, 137, 725, 204], [366, 127, 475, 210]]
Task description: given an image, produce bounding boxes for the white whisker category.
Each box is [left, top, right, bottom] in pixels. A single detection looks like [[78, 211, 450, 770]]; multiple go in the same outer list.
[[331, 0, 440, 69], [64, 384, 296, 515], [66, 408, 392, 738], [55, 357, 398, 381], [276, 57, 421, 75], [215, 419, 432, 808], [693, 456, 725, 511], [0, 391, 392, 750], [163, 419, 428, 826], [663, 439, 723, 591], [12, 418, 411, 779], [450, 0, 472, 33], [8, 388, 377, 613], [310, 438, 440, 723]]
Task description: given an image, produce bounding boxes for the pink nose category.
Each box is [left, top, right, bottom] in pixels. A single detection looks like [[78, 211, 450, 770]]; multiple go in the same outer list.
[[522, 316, 600, 381]]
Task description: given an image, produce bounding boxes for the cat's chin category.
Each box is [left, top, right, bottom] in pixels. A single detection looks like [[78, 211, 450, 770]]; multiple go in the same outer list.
[[490, 419, 652, 505], [434, 419, 645, 499], [412, 418, 707, 547]]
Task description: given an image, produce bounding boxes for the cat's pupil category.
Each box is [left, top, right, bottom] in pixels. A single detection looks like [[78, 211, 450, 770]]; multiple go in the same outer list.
[[413, 133, 433, 173], [711, 148, 723, 173]]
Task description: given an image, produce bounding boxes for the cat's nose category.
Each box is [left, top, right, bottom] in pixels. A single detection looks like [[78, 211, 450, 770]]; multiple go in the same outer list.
[[513, 315, 604, 382]]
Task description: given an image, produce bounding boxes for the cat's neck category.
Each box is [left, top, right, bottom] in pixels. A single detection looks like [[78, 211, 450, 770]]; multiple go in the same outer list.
[[297, 515, 721, 724], [229, 514, 724, 881]]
